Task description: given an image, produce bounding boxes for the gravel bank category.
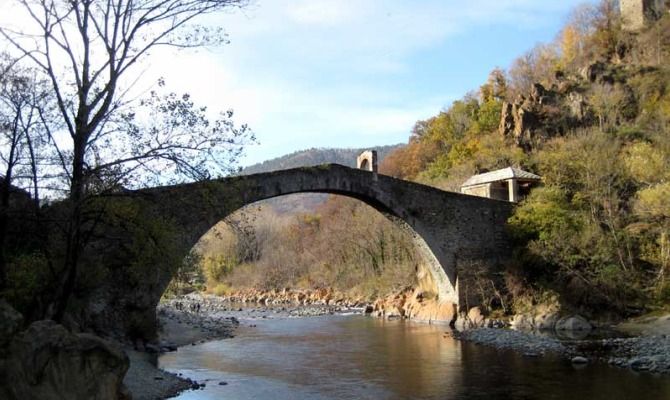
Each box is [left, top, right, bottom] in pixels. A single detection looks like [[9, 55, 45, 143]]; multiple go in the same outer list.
[[123, 350, 194, 400], [458, 327, 670, 375], [597, 336, 670, 373], [457, 328, 567, 356], [124, 299, 239, 400]]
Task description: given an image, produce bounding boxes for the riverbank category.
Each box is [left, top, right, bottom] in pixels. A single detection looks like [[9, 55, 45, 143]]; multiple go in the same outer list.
[[458, 324, 670, 375], [124, 294, 670, 399], [123, 299, 240, 400]]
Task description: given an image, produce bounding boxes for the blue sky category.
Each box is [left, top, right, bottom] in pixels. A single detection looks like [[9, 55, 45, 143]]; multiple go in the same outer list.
[[155, 0, 595, 166]]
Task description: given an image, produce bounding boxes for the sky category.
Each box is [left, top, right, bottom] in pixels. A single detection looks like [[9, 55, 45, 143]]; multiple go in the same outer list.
[[3, 0, 596, 167]]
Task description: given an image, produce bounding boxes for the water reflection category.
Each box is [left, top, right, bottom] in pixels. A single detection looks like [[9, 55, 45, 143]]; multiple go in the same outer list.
[[160, 315, 670, 400]]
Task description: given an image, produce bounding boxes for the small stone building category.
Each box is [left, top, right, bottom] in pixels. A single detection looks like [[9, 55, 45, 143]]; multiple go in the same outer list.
[[460, 167, 541, 203], [356, 150, 378, 173]]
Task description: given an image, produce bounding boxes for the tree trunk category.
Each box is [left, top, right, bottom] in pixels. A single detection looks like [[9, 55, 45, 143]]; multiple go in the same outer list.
[[51, 133, 88, 322]]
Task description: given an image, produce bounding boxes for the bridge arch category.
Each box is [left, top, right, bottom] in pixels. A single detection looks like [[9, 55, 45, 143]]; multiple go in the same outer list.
[[140, 164, 513, 309]]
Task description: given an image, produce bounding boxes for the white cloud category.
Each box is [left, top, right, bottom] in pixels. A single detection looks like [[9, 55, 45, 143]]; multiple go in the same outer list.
[[0, 0, 594, 167]]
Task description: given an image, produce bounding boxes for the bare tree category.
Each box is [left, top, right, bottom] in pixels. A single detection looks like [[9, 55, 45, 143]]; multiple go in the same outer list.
[[0, 54, 55, 288], [0, 0, 250, 320]]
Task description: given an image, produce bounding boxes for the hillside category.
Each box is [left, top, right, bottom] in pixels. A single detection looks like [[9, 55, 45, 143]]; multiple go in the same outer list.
[[240, 145, 401, 175], [239, 145, 402, 213]]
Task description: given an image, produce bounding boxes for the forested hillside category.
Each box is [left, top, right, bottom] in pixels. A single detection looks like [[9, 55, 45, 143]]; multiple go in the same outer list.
[[377, 1, 670, 315], [241, 145, 401, 175], [181, 1, 670, 317]]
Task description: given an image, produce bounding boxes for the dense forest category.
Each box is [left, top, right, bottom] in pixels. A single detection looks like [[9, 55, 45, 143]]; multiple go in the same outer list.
[[182, 1, 670, 318]]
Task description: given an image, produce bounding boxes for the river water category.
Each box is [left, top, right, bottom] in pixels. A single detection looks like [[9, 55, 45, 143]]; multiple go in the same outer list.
[[159, 315, 670, 400]]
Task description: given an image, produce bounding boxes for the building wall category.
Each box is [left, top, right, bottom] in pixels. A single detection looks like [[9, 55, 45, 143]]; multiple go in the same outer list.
[[461, 183, 490, 198]]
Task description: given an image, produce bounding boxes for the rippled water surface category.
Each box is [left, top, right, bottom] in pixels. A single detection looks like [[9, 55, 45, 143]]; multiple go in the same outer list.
[[159, 315, 670, 399]]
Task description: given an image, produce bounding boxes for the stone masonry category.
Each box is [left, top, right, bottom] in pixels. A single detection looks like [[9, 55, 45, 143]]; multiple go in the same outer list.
[[76, 164, 514, 338]]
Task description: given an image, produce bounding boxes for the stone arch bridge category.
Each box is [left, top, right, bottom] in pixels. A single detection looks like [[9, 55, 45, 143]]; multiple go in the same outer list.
[[81, 164, 513, 337]]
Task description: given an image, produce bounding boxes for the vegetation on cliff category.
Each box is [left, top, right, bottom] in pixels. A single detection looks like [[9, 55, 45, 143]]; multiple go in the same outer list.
[[384, 1, 670, 315]]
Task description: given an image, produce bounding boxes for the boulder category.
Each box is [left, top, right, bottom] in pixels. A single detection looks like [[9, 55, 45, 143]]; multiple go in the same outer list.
[[555, 315, 592, 332], [0, 300, 24, 348], [454, 307, 486, 331], [4, 320, 129, 400], [510, 314, 534, 330]]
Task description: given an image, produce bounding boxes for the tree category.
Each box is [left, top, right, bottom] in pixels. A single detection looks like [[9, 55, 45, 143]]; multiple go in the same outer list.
[[0, 54, 55, 289], [0, 0, 250, 320]]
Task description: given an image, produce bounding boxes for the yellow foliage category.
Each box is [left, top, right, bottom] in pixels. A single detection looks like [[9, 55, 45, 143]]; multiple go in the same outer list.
[[623, 142, 668, 184], [560, 25, 581, 69], [635, 182, 670, 220]]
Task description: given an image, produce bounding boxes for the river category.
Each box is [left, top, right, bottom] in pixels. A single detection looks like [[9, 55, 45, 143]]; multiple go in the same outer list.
[[159, 314, 670, 399]]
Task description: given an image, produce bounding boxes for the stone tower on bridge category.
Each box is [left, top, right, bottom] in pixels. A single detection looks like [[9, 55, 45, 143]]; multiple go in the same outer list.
[[621, 0, 666, 30]]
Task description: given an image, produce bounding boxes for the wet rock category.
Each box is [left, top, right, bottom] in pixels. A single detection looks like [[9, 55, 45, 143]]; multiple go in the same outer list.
[[556, 315, 592, 332], [630, 357, 652, 371], [571, 356, 589, 364]]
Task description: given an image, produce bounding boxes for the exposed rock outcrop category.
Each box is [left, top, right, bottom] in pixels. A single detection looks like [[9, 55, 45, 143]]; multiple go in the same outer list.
[[498, 84, 551, 149], [1, 319, 129, 400], [370, 287, 458, 324]]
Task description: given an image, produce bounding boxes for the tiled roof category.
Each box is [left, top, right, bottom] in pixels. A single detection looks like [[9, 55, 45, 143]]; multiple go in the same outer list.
[[461, 167, 541, 187]]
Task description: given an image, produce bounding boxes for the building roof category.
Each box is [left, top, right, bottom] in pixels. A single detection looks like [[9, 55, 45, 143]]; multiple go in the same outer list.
[[461, 167, 541, 187]]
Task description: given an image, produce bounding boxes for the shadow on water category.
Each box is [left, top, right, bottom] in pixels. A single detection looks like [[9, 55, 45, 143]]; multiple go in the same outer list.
[[159, 315, 670, 400]]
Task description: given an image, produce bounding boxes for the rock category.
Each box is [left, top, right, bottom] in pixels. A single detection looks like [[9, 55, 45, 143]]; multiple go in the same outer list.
[[510, 314, 534, 330], [534, 311, 559, 331], [0, 300, 24, 348], [556, 315, 592, 332], [467, 307, 485, 326], [363, 305, 374, 314], [499, 102, 515, 136], [219, 381, 228, 385], [579, 61, 613, 84], [571, 356, 589, 364], [145, 343, 161, 353], [455, 307, 486, 330], [3, 320, 129, 400], [567, 92, 587, 121], [161, 344, 178, 352], [630, 357, 652, 371]]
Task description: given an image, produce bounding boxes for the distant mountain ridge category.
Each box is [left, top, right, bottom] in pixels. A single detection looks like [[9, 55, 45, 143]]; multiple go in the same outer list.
[[238, 145, 402, 214], [240, 145, 402, 175]]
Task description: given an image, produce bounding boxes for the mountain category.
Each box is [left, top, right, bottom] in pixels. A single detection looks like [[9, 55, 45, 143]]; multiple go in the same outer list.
[[240, 145, 402, 175]]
